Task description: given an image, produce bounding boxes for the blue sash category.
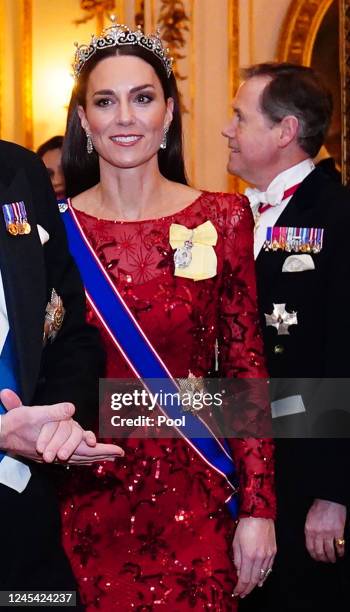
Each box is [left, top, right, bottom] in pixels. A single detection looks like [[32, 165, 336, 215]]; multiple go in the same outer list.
[[0, 331, 19, 462], [61, 203, 239, 517]]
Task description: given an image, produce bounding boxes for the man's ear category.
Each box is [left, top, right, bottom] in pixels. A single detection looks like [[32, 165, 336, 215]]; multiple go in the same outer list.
[[278, 115, 299, 149], [78, 105, 90, 134]]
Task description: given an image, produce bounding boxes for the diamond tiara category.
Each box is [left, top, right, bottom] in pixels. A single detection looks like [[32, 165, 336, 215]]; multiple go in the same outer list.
[[73, 16, 173, 79]]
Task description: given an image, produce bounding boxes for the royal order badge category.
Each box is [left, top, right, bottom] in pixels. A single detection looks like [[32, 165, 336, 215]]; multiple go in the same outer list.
[[174, 237, 194, 269], [43, 289, 65, 344], [265, 303, 298, 335], [177, 372, 206, 414]]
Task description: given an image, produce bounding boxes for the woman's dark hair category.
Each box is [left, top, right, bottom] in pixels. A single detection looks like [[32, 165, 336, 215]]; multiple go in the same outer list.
[[242, 62, 333, 158], [63, 45, 187, 197], [37, 135, 64, 157]]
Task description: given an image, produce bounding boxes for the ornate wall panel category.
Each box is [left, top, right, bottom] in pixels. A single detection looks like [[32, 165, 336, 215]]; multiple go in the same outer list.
[[340, 0, 350, 184], [134, 0, 145, 27], [75, 1, 127, 29], [278, 0, 334, 64], [278, 0, 349, 183], [340, 0, 350, 185]]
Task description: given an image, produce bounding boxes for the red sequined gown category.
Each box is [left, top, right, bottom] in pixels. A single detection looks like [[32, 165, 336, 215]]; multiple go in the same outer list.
[[60, 192, 275, 611]]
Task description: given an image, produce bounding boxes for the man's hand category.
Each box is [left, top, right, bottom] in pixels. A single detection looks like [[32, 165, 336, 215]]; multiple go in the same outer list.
[[0, 389, 78, 462], [232, 517, 276, 599], [35, 419, 96, 462], [0, 389, 124, 463], [65, 439, 124, 464], [305, 498, 347, 562]]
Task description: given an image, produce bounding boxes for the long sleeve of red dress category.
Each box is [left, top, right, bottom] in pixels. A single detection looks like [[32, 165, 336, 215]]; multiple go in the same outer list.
[[217, 194, 276, 519]]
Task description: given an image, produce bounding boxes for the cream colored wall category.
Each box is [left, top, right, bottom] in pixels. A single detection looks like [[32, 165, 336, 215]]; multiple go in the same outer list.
[[1, 0, 24, 144], [1, 0, 97, 149], [193, 0, 291, 191], [31, 0, 92, 150], [239, 0, 291, 66], [190, 0, 230, 190]]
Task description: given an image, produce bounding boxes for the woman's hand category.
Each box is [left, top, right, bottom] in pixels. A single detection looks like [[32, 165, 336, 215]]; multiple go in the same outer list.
[[232, 517, 276, 599]]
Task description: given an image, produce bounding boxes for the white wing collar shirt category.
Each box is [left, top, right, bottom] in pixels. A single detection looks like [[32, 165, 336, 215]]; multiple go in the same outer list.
[[0, 274, 31, 492], [0, 225, 50, 491], [245, 159, 315, 259]]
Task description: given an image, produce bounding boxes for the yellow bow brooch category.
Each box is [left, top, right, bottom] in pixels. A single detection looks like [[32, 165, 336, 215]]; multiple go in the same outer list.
[[169, 220, 218, 281]]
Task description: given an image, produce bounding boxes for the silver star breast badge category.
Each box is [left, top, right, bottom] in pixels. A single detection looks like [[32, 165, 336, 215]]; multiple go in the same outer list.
[[264, 303, 298, 335], [43, 288, 65, 344]]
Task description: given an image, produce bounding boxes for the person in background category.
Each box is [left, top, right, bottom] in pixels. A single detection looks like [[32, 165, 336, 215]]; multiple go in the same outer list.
[[223, 62, 350, 612], [37, 135, 66, 199]]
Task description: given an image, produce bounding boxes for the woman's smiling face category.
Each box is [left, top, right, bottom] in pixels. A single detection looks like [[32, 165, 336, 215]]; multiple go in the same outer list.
[[78, 54, 173, 170]]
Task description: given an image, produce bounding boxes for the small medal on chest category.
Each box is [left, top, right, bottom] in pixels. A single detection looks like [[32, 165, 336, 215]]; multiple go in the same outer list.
[[174, 231, 194, 269], [2, 201, 31, 236]]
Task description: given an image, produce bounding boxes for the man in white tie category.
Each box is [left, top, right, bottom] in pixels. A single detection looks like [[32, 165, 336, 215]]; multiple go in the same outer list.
[[0, 139, 123, 600], [223, 63, 350, 611]]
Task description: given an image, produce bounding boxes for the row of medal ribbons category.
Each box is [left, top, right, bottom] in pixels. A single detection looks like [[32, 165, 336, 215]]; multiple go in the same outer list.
[[3, 201, 31, 236], [264, 226, 324, 253]]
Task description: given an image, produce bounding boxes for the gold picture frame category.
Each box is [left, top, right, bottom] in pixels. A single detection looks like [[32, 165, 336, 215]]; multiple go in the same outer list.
[[278, 0, 349, 184], [340, 0, 350, 184]]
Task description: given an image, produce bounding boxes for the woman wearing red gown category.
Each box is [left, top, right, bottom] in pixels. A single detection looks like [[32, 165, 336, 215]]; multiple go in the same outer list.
[[59, 20, 276, 611]]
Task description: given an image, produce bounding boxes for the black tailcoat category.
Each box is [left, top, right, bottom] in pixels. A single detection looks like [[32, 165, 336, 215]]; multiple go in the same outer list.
[[0, 140, 103, 594], [242, 166, 350, 611]]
